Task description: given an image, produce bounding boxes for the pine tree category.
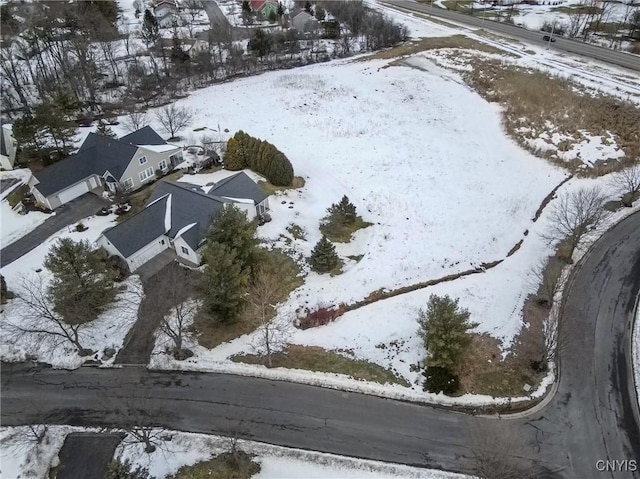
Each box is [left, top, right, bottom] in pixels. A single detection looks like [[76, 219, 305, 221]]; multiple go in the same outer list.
[[141, 9, 160, 47], [248, 29, 273, 59], [44, 238, 117, 324], [315, 5, 326, 20], [206, 205, 258, 271], [417, 295, 478, 371], [277, 2, 285, 16], [327, 195, 357, 224], [308, 236, 341, 274], [96, 120, 117, 138], [199, 243, 250, 323], [242, 0, 252, 13]]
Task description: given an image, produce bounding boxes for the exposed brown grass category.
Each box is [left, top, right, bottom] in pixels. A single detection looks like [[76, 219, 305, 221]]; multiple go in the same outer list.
[[356, 35, 506, 62], [320, 217, 373, 243], [169, 452, 260, 479], [258, 176, 305, 195], [233, 344, 410, 386], [462, 59, 640, 176], [116, 171, 183, 223]]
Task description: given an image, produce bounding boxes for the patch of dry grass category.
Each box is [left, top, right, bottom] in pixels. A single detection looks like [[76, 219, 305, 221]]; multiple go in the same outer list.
[[356, 35, 506, 62], [461, 59, 640, 175], [168, 452, 260, 479], [233, 345, 410, 386], [258, 176, 305, 195]]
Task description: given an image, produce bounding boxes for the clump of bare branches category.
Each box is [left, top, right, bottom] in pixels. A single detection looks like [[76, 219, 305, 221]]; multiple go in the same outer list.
[[608, 164, 640, 207], [154, 104, 193, 139], [528, 256, 566, 308], [543, 186, 608, 259], [122, 111, 149, 132]]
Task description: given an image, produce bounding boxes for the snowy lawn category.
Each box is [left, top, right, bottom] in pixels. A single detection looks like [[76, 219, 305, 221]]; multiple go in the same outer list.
[[0, 213, 142, 369], [0, 169, 53, 248], [116, 430, 472, 479]]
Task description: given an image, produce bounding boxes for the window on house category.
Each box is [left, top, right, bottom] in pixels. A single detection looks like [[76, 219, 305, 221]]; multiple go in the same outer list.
[[139, 156, 147, 165], [139, 167, 155, 182], [158, 159, 167, 171], [180, 246, 189, 255], [122, 178, 134, 190]]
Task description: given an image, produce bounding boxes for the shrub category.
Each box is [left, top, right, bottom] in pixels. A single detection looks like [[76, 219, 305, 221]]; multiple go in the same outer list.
[[297, 305, 345, 329], [308, 235, 341, 273], [75, 222, 88, 232], [224, 131, 294, 186], [423, 366, 460, 394]]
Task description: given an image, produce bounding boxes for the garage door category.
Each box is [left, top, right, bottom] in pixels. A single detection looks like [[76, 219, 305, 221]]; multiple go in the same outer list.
[[127, 238, 168, 271], [57, 181, 90, 205]]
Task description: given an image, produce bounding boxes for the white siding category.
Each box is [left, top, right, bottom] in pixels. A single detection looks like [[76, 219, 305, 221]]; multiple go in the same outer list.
[[57, 180, 91, 204], [173, 236, 201, 265], [30, 187, 53, 210], [230, 202, 256, 220], [0, 154, 12, 170], [96, 235, 123, 258], [126, 235, 170, 271]]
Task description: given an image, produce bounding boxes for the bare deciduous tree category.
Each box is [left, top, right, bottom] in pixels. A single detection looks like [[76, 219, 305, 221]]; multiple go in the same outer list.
[[122, 111, 149, 132], [5, 275, 91, 353], [154, 104, 193, 139], [544, 186, 608, 254], [609, 165, 640, 207], [155, 264, 199, 359], [118, 397, 168, 454], [246, 267, 291, 366], [527, 257, 566, 308]]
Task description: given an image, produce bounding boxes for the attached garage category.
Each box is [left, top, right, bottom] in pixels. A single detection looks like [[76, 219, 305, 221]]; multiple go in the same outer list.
[[125, 236, 169, 271], [56, 180, 92, 205]]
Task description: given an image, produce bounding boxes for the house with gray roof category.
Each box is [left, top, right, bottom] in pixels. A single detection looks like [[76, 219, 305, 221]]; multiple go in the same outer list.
[[96, 172, 270, 271], [28, 126, 182, 210], [0, 124, 16, 170], [290, 9, 319, 34]]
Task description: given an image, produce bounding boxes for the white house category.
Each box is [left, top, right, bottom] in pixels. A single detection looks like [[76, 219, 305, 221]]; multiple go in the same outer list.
[[29, 126, 182, 210], [0, 124, 17, 170], [97, 173, 270, 271]]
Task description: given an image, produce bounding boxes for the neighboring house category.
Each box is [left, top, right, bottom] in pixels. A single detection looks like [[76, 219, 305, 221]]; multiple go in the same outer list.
[[251, 0, 278, 18], [96, 172, 269, 271], [290, 9, 318, 34], [29, 126, 182, 210], [0, 124, 17, 170], [154, 0, 182, 27]]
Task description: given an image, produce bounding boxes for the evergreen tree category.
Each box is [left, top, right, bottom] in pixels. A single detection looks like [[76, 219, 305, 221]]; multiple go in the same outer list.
[[241, 0, 252, 13], [206, 205, 258, 271], [12, 113, 48, 164], [304, 1, 313, 14], [417, 295, 478, 371], [315, 5, 326, 20], [44, 238, 117, 324], [96, 120, 117, 138], [308, 236, 341, 273], [248, 29, 273, 59], [199, 243, 250, 323], [268, 9, 277, 22], [141, 9, 160, 47], [327, 195, 357, 224], [277, 2, 285, 16], [106, 460, 150, 479]]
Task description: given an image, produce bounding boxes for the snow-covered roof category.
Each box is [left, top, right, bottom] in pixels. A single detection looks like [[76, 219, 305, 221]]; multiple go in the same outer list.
[[139, 144, 181, 153]]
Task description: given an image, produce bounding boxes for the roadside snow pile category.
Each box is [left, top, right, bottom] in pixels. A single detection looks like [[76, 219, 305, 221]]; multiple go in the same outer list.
[[0, 213, 142, 369], [116, 430, 472, 479], [0, 426, 74, 479], [1, 169, 52, 247]]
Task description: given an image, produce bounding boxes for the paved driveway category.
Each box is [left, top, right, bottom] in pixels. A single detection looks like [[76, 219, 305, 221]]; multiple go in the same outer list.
[[55, 432, 124, 479], [0, 193, 109, 267]]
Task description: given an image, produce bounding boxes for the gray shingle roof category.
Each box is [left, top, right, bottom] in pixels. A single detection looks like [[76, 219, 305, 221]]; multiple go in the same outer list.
[[208, 172, 268, 205], [102, 196, 169, 257], [33, 134, 138, 197], [120, 126, 167, 146], [150, 181, 227, 250]]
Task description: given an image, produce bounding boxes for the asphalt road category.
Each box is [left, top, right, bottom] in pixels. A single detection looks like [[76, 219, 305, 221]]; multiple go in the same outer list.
[[2, 211, 640, 478], [382, 1, 640, 72]]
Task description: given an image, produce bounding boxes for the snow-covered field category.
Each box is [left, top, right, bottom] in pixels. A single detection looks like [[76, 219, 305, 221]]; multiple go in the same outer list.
[[0, 426, 471, 479], [0, 213, 142, 369], [0, 169, 52, 247]]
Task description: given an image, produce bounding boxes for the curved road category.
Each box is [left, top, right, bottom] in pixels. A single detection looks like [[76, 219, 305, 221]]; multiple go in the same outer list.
[[382, 0, 640, 72], [2, 211, 640, 477]]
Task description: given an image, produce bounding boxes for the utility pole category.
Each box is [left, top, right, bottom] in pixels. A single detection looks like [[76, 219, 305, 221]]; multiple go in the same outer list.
[[546, 20, 555, 49]]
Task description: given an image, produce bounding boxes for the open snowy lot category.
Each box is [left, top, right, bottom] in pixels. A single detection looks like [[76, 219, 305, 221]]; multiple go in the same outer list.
[[0, 426, 471, 479], [0, 169, 53, 247], [0, 213, 142, 369]]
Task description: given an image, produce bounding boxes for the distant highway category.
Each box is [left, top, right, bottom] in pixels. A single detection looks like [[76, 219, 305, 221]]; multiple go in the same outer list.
[[382, 0, 640, 72]]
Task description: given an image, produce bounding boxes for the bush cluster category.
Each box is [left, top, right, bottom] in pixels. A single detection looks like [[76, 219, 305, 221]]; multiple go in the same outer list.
[[225, 131, 294, 186]]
